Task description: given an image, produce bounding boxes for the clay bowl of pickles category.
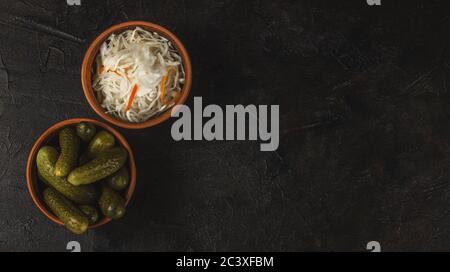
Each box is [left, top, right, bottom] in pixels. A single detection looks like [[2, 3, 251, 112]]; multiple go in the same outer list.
[[26, 118, 136, 234]]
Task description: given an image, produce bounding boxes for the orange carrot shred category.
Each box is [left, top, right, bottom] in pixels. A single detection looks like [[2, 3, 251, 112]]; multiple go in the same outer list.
[[109, 69, 129, 82], [160, 67, 176, 103], [97, 65, 104, 74], [166, 91, 181, 106], [125, 84, 139, 112]]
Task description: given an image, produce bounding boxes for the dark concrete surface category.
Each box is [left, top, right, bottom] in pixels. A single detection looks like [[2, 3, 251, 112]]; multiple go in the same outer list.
[[1, 0, 450, 251]]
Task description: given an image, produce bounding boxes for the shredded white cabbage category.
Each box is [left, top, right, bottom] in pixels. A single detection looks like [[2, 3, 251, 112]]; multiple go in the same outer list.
[[92, 27, 185, 123]]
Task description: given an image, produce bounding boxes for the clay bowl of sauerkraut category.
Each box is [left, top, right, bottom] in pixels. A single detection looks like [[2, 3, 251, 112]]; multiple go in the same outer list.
[[81, 21, 192, 129]]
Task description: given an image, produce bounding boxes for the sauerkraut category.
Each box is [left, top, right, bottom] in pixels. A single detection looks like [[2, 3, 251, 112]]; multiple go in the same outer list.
[[92, 27, 185, 122]]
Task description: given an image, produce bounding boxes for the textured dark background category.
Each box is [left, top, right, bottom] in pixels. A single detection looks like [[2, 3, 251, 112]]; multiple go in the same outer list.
[[1, 0, 450, 251]]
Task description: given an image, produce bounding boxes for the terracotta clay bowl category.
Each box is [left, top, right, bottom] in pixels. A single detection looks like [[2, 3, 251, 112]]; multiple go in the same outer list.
[[81, 21, 192, 129], [26, 118, 136, 229]]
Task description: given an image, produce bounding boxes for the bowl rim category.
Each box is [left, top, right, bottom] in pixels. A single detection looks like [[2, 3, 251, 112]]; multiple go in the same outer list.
[[81, 20, 192, 129], [26, 118, 137, 229]]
